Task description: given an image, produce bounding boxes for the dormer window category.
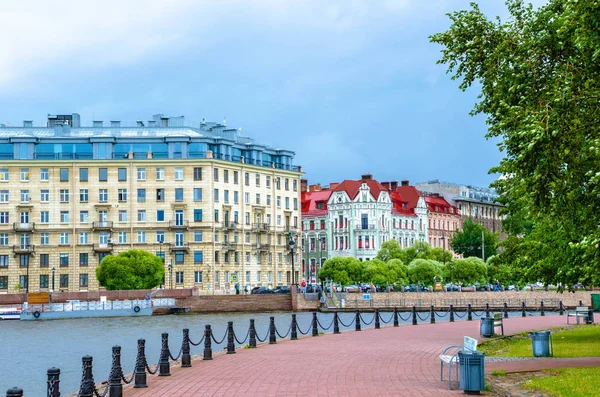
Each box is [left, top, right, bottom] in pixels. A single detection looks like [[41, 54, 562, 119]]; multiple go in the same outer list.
[[316, 202, 325, 209]]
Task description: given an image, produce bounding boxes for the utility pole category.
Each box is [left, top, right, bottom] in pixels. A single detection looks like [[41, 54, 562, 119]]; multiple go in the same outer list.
[[481, 229, 485, 262]]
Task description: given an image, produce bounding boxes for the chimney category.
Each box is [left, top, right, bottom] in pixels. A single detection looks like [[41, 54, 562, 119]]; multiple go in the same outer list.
[[136, 121, 145, 127], [309, 184, 322, 192], [93, 121, 103, 128], [361, 173, 373, 181], [148, 120, 156, 127], [390, 180, 398, 191], [110, 120, 121, 128], [329, 182, 340, 190], [301, 179, 308, 193], [23, 120, 33, 127], [401, 180, 409, 187], [381, 181, 390, 190]]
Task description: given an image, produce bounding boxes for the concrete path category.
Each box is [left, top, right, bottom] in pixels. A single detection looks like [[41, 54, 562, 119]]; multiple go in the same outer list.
[[126, 315, 569, 396]]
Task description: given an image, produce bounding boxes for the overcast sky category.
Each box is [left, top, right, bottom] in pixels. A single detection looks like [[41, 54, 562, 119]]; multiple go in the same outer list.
[[0, 0, 546, 188]]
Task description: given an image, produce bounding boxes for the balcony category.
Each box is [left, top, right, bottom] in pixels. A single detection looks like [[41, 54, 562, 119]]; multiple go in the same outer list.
[[93, 243, 114, 252], [13, 245, 34, 254], [354, 224, 376, 231], [169, 220, 189, 230], [93, 221, 113, 231], [169, 242, 190, 252], [13, 222, 35, 232], [253, 223, 271, 233], [222, 241, 237, 251], [223, 222, 238, 231], [257, 243, 271, 251]]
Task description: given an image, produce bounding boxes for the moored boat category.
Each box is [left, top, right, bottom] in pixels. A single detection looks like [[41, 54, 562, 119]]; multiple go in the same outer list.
[[0, 307, 22, 320]]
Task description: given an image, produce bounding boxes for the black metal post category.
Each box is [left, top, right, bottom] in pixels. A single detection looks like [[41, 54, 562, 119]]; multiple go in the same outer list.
[[249, 320, 257, 348], [291, 314, 298, 340], [579, 300, 583, 307], [51, 266, 55, 291], [393, 307, 399, 327], [485, 303, 490, 318], [109, 346, 123, 397], [355, 310, 361, 331], [540, 301, 545, 317], [333, 312, 340, 334], [6, 388, 23, 397], [78, 356, 95, 397], [159, 333, 171, 376], [375, 309, 381, 329], [449, 304, 454, 322], [430, 305, 435, 324], [587, 309, 594, 325], [559, 301, 564, 315], [269, 316, 277, 344], [47, 367, 60, 397], [467, 304, 472, 321], [203, 325, 213, 360], [134, 339, 148, 388], [503, 302, 508, 318], [412, 306, 417, 325], [522, 301, 526, 317], [227, 321, 236, 354], [182, 329, 191, 366], [312, 312, 319, 336]]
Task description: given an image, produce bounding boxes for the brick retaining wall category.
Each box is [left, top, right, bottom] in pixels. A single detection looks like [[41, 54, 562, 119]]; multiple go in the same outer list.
[[176, 294, 292, 312]]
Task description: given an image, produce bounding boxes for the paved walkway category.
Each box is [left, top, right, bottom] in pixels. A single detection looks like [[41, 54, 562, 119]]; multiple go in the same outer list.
[[126, 315, 569, 396]]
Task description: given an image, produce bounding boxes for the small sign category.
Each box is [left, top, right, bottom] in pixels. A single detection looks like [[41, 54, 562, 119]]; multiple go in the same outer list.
[[362, 293, 371, 300], [231, 274, 238, 283]]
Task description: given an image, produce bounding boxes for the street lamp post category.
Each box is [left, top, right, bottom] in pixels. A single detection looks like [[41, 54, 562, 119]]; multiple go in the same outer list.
[[51, 266, 55, 292], [168, 260, 173, 289], [440, 232, 446, 268], [26, 260, 29, 294], [288, 231, 296, 287], [158, 241, 164, 288]]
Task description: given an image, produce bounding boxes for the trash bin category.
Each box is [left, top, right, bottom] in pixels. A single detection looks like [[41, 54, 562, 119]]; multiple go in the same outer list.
[[480, 317, 494, 337], [587, 309, 594, 324], [531, 331, 553, 357], [592, 294, 600, 312], [458, 351, 485, 394]]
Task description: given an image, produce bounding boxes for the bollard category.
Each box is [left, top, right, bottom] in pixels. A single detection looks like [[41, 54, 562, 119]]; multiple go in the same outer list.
[[467, 304, 472, 321], [430, 305, 435, 324], [291, 314, 298, 340], [134, 339, 148, 388], [312, 312, 319, 336], [227, 322, 236, 354], [540, 301, 545, 317], [355, 311, 361, 331], [449, 304, 454, 322], [269, 316, 277, 344], [393, 307, 399, 327], [559, 301, 564, 315], [333, 312, 340, 334], [522, 301, 526, 317], [78, 356, 95, 397], [485, 303, 490, 318], [503, 302, 508, 319], [158, 333, 171, 376], [579, 300, 583, 307], [109, 346, 124, 397], [375, 309, 381, 329], [249, 320, 257, 348], [6, 388, 23, 397], [412, 306, 417, 325], [182, 329, 192, 367], [47, 367, 60, 397], [203, 325, 213, 360]]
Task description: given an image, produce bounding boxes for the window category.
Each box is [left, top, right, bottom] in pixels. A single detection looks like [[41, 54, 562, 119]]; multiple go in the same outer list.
[[99, 168, 108, 181], [224, 170, 229, 183], [293, 179, 298, 192], [137, 189, 146, 202], [0, 275, 7, 289], [194, 251, 203, 263], [40, 168, 49, 181], [233, 171, 238, 184], [256, 271, 261, 282], [21, 168, 30, 182], [266, 195, 271, 206], [193, 167, 202, 181], [80, 168, 88, 182], [214, 209, 219, 223], [40, 254, 49, 267], [174, 168, 183, 180], [156, 168, 164, 181], [60, 232, 69, 245], [266, 176, 271, 188], [285, 178, 289, 190], [60, 211, 69, 223], [79, 253, 88, 266], [194, 271, 203, 283], [156, 188, 164, 201], [40, 275, 49, 288], [293, 198, 298, 210], [137, 231, 146, 243], [99, 189, 108, 202], [256, 193, 260, 205], [0, 255, 7, 268], [176, 272, 184, 284], [285, 197, 290, 209], [246, 252, 250, 264], [0, 190, 8, 203], [0, 169, 8, 181], [0, 212, 8, 224], [0, 233, 7, 245], [59, 274, 69, 288], [175, 188, 184, 202], [175, 251, 184, 263], [79, 232, 88, 244], [118, 232, 127, 244], [214, 232, 219, 243], [117, 168, 126, 182], [40, 233, 49, 245], [215, 271, 220, 283], [276, 177, 281, 189], [224, 190, 229, 203], [118, 210, 127, 222], [156, 231, 165, 243], [244, 172, 249, 186], [60, 253, 69, 267], [137, 210, 146, 222], [156, 210, 165, 222], [118, 189, 127, 202], [19, 190, 29, 203], [234, 191, 239, 204], [245, 232, 250, 243], [194, 230, 203, 242], [276, 196, 281, 207], [137, 168, 146, 181], [20, 274, 28, 289], [194, 209, 203, 222], [58, 189, 68, 203], [40, 212, 49, 224], [214, 189, 219, 202], [214, 168, 219, 182], [79, 274, 88, 287], [194, 188, 202, 201], [79, 211, 89, 223], [80, 189, 88, 203], [60, 168, 69, 182], [245, 212, 250, 225], [245, 192, 249, 204], [256, 173, 260, 187]]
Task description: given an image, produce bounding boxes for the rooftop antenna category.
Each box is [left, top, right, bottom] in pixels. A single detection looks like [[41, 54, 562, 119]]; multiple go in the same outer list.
[[223, 117, 227, 126]]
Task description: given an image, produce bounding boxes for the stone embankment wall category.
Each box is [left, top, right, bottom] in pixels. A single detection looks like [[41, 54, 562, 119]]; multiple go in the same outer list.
[[175, 294, 293, 313], [0, 288, 193, 305]]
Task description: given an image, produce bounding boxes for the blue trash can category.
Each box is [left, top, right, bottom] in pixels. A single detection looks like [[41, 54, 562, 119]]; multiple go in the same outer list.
[[531, 331, 553, 357], [459, 351, 485, 394], [480, 317, 494, 337]]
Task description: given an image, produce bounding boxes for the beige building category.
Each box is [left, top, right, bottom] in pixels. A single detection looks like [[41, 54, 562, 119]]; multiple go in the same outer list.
[[0, 114, 302, 293]]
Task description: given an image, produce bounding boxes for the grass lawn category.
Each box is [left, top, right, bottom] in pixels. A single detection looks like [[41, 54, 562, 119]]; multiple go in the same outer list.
[[479, 325, 600, 357], [523, 367, 600, 397]]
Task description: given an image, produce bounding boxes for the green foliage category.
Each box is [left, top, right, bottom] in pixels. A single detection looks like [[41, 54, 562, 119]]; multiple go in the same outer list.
[[387, 258, 409, 284], [319, 255, 408, 286], [449, 218, 498, 260], [319, 256, 354, 286], [376, 239, 403, 262], [431, 0, 600, 286], [429, 247, 452, 263], [96, 249, 165, 290], [445, 257, 488, 285], [408, 259, 443, 286]]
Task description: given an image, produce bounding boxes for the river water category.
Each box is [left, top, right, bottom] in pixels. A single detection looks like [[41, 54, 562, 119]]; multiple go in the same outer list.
[[0, 310, 544, 396]]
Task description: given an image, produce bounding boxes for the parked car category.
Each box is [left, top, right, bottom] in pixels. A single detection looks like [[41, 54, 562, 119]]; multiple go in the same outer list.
[[272, 286, 290, 294], [251, 287, 273, 294], [344, 285, 361, 293], [306, 284, 322, 293], [445, 283, 459, 292]]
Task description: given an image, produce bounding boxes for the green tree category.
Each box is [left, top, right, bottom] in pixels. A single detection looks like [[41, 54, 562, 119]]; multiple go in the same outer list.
[[96, 250, 165, 290], [486, 255, 515, 286], [431, 0, 600, 286], [362, 259, 391, 286], [449, 218, 498, 260], [387, 258, 409, 284], [318, 256, 353, 286], [429, 247, 452, 263], [408, 259, 444, 286], [376, 239, 403, 262], [446, 257, 488, 285], [399, 241, 432, 264]]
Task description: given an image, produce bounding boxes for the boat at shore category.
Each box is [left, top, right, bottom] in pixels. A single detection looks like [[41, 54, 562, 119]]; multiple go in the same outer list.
[[0, 307, 22, 320]]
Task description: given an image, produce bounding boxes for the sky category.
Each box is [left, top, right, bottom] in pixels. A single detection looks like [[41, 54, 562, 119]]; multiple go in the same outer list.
[[0, 0, 547, 188]]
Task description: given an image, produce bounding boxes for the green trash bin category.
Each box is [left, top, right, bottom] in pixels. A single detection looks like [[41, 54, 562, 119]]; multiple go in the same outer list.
[[592, 294, 600, 312], [480, 317, 494, 337], [459, 351, 485, 394], [531, 331, 553, 357]]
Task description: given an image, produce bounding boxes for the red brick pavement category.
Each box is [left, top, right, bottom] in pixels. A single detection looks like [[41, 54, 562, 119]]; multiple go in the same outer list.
[[126, 315, 568, 397]]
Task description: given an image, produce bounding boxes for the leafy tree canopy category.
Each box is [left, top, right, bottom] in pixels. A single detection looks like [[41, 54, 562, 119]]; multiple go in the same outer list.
[[376, 239, 403, 262], [431, 0, 600, 286], [319, 256, 361, 286], [96, 250, 165, 290], [449, 218, 498, 260], [408, 259, 444, 286], [446, 257, 488, 285]]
